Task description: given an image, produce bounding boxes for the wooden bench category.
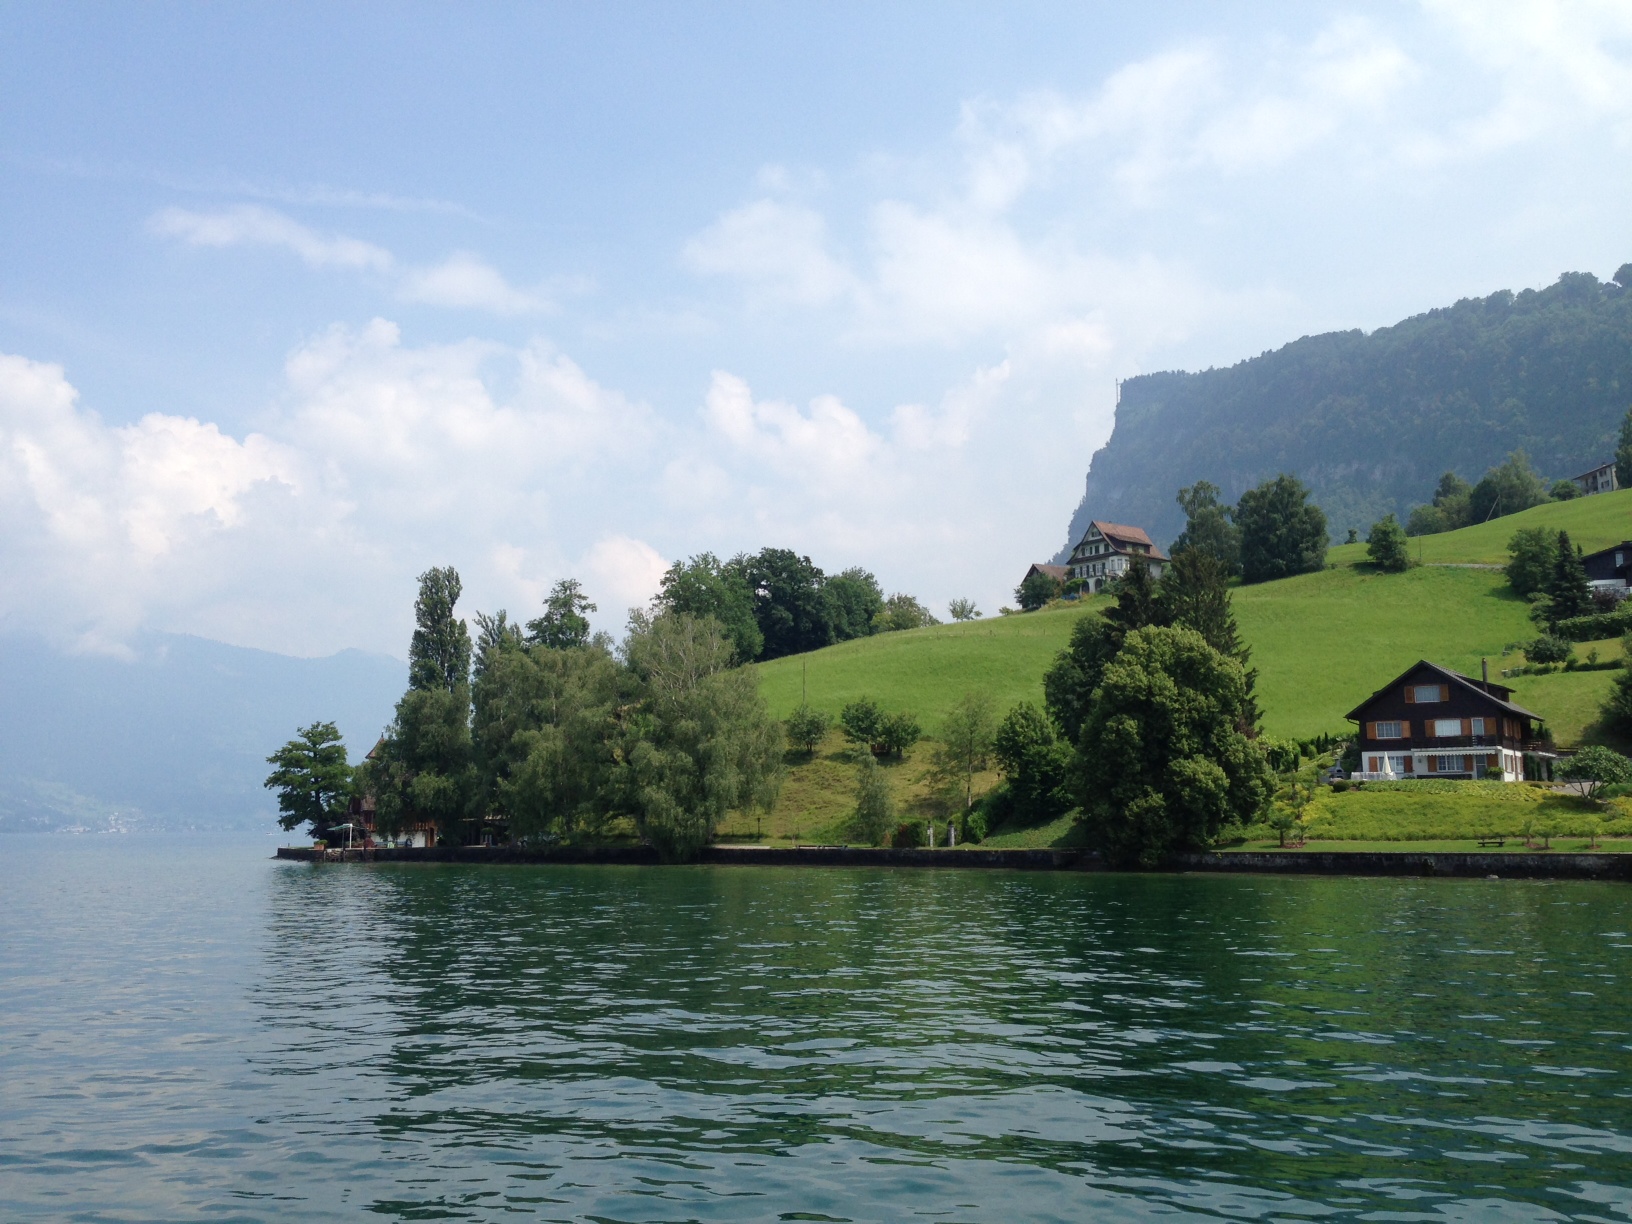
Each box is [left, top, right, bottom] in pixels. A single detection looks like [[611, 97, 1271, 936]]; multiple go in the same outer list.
[[1477, 837, 1505, 848]]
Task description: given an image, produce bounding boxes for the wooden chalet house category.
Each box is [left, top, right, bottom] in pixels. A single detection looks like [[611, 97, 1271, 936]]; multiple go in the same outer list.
[[1066, 521, 1169, 593], [1581, 541, 1632, 597], [1346, 660, 1553, 782]]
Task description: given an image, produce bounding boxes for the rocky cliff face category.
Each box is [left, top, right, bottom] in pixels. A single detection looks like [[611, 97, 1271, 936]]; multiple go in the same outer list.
[[1056, 269, 1632, 558]]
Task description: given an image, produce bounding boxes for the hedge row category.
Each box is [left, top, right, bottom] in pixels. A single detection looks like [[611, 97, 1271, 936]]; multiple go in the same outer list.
[[1556, 606, 1632, 642]]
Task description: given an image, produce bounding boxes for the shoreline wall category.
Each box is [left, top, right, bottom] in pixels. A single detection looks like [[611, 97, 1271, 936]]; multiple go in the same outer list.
[[273, 844, 1632, 881]]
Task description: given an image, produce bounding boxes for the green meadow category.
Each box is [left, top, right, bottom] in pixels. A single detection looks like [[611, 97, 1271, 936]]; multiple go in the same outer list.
[[748, 495, 1632, 845]]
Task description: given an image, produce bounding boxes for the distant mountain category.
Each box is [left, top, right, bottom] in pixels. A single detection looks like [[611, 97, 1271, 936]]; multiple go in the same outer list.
[[0, 633, 405, 833], [1058, 267, 1632, 556]]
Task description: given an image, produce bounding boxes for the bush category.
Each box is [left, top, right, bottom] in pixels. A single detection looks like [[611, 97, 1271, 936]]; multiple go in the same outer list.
[[1016, 571, 1063, 611], [1559, 745, 1632, 800], [1366, 513, 1411, 572], [1528, 635, 1574, 665], [1554, 606, 1632, 642], [892, 819, 928, 848], [839, 698, 883, 748], [959, 805, 988, 843], [785, 704, 831, 755], [1260, 737, 1301, 773], [1551, 478, 1581, 501], [849, 754, 895, 844]]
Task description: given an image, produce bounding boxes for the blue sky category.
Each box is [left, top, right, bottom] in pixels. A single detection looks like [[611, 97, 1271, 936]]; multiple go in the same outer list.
[[3, 2, 1631, 657]]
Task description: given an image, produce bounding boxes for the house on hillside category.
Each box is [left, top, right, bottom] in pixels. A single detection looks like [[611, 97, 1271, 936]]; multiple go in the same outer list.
[[1574, 461, 1619, 496], [1066, 521, 1169, 593], [1581, 541, 1632, 597], [1346, 660, 1555, 782], [1022, 563, 1069, 586]]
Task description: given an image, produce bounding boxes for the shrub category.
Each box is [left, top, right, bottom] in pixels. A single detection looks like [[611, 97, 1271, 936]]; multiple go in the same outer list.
[[959, 805, 988, 843], [849, 754, 895, 844], [1527, 635, 1574, 665], [785, 704, 831, 755], [892, 818, 928, 848], [1260, 737, 1301, 773], [1560, 745, 1632, 800], [1550, 478, 1581, 501], [1555, 606, 1632, 642], [1366, 513, 1411, 572]]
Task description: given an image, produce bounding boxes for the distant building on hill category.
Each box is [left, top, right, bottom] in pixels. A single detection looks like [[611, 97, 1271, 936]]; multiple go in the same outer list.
[[1573, 461, 1619, 496], [1345, 660, 1555, 782], [1022, 563, 1069, 584], [1581, 541, 1632, 596], [1066, 521, 1168, 593]]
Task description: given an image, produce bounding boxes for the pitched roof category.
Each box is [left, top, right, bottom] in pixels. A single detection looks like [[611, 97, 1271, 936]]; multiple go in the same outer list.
[[1090, 520, 1153, 546], [1344, 659, 1541, 722], [1026, 563, 1069, 580]]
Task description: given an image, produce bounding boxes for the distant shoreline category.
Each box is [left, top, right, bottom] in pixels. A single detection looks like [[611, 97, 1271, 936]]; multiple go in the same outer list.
[[275, 844, 1632, 881]]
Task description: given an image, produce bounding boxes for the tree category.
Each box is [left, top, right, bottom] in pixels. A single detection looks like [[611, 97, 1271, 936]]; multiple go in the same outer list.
[[1043, 616, 1123, 745], [849, 754, 895, 845], [527, 578, 597, 650], [785, 704, 831, 755], [1546, 530, 1592, 623], [657, 553, 764, 662], [877, 711, 922, 757], [1599, 667, 1632, 739], [730, 548, 832, 660], [366, 567, 480, 843], [1103, 556, 1167, 635], [1171, 481, 1241, 573], [1617, 406, 1632, 490], [483, 642, 629, 844], [948, 598, 981, 622], [409, 566, 472, 694], [1074, 626, 1275, 867], [839, 698, 885, 751], [824, 567, 885, 642], [992, 702, 1071, 824], [1366, 513, 1411, 572], [1159, 549, 1259, 734], [1406, 472, 1473, 537], [264, 722, 353, 839], [874, 592, 940, 632], [1468, 450, 1549, 523], [929, 693, 997, 813], [1234, 475, 1328, 584], [1527, 634, 1573, 665], [1016, 571, 1063, 611], [1559, 744, 1632, 800], [617, 613, 783, 860], [1551, 478, 1581, 501], [1506, 527, 1557, 598]]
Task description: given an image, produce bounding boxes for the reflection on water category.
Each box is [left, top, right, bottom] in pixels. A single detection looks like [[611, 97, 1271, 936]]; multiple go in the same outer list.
[[2, 835, 1630, 1221]]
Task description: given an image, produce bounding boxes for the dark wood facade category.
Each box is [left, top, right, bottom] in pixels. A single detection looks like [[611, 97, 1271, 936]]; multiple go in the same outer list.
[[1345, 660, 1546, 781], [1581, 541, 1632, 589]]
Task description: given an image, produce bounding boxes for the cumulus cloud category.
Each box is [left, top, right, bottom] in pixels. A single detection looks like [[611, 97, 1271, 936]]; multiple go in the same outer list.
[[152, 206, 546, 315], [682, 198, 854, 305]]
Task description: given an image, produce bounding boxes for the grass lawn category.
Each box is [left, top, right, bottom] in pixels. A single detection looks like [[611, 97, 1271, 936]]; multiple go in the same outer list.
[[1224, 838, 1632, 854], [1327, 486, 1632, 566], [1255, 780, 1632, 842]]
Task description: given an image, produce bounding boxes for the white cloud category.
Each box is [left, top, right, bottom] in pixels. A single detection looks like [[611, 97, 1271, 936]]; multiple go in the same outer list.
[[397, 252, 549, 314], [152, 206, 546, 315], [150, 204, 394, 270], [582, 535, 670, 618], [682, 198, 854, 305]]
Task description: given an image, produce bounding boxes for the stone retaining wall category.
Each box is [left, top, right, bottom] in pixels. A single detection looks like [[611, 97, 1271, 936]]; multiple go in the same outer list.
[[273, 844, 1632, 879]]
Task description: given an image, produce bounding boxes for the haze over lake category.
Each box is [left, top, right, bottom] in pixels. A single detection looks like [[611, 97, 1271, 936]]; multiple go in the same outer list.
[[4, 836, 1629, 1222]]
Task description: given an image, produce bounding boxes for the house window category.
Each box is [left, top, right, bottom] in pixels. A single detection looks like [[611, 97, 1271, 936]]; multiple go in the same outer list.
[[1438, 754, 1468, 773], [1433, 718, 1462, 737], [1470, 717, 1487, 736], [1412, 685, 1443, 703], [1375, 721, 1403, 739]]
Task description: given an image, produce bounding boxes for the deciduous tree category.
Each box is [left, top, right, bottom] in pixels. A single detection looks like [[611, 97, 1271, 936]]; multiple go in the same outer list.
[[264, 722, 353, 839], [1234, 475, 1328, 584]]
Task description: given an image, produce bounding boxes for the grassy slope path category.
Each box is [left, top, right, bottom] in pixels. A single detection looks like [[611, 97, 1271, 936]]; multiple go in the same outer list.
[[758, 494, 1632, 744]]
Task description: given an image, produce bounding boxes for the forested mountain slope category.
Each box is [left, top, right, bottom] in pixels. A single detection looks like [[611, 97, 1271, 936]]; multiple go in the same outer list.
[[1059, 267, 1632, 554]]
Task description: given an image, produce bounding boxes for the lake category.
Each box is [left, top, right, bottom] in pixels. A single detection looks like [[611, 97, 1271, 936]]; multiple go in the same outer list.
[[2, 835, 1630, 1222]]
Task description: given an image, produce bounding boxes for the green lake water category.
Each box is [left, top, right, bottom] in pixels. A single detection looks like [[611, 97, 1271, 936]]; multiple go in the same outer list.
[[2, 835, 1630, 1221]]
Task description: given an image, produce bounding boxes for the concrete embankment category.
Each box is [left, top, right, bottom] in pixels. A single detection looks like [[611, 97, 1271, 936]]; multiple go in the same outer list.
[[274, 844, 1632, 880]]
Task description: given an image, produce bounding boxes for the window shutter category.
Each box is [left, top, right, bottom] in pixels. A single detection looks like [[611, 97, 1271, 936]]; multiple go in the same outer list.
[[1426, 756, 1437, 772], [1404, 687, 1415, 704], [1365, 721, 1377, 739], [1401, 721, 1410, 739], [1463, 718, 1472, 736], [1439, 684, 1450, 702]]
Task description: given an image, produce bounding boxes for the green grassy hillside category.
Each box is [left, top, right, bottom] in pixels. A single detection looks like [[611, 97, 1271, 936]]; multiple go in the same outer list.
[[758, 496, 1632, 746], [1327, 486, 1632, 566]]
